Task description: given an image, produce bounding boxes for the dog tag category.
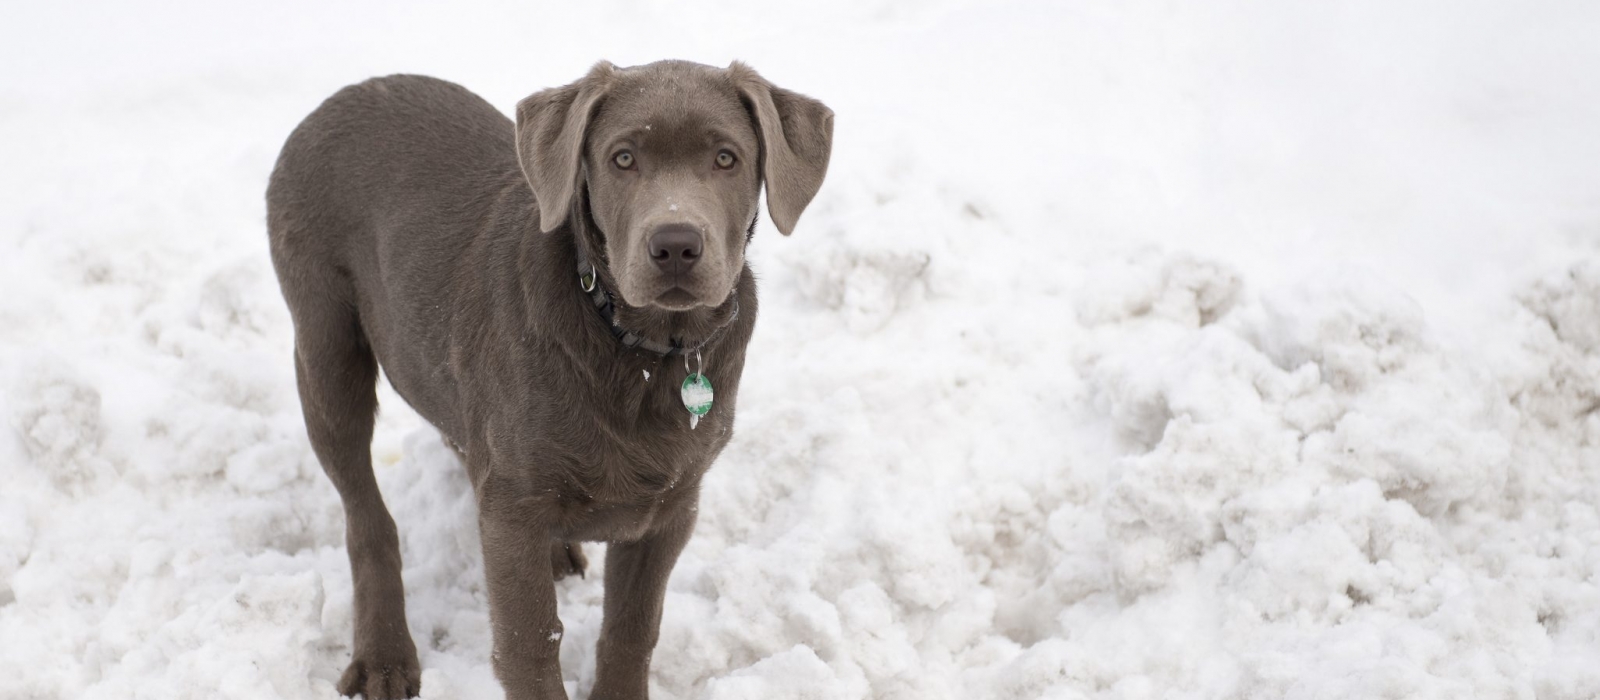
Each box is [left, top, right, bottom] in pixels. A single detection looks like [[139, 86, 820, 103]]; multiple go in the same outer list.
[[681, 373, 713, 429]]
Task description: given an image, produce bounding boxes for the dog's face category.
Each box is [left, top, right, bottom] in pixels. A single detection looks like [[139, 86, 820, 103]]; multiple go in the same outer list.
[[581, 65, 761, 310], [516, 60, 834, 311]]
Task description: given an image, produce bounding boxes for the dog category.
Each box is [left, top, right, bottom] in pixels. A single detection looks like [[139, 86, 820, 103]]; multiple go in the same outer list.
[[266, 60, 833, 699]]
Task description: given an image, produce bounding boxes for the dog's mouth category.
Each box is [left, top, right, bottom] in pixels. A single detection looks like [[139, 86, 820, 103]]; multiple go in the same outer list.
[[651, 287, 702, 311]]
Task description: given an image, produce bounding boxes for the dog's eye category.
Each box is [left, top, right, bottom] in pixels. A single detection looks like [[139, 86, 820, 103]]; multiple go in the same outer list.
[[613, 151, 635, 170], [715, 150, 736, 169]]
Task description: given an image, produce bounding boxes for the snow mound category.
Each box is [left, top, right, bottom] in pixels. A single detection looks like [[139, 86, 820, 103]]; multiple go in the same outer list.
[[5, 148, 1600, 700]]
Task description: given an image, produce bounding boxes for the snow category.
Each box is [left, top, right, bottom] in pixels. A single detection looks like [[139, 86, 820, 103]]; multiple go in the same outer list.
[[4, 1, 1600, 698]]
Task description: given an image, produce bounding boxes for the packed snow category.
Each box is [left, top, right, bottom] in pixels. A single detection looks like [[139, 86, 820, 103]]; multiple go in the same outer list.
[[4, 1, 1600, 698]]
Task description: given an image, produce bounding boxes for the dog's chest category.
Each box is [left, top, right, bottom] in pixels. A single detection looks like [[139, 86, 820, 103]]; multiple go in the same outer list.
[[534, 361, 735, 541], [543, 431, 726, 543]]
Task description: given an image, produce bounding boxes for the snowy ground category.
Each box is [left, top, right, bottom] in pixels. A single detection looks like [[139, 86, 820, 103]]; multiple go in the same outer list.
[[5, 1, 1600, 698]]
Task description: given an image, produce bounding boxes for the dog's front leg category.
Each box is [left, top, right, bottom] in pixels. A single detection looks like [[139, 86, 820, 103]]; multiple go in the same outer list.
[[589, 503, 697, 700], [479, 499, 568, 700]]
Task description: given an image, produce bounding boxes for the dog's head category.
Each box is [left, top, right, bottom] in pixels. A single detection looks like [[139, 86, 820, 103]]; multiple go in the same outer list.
[[515, 60, 833, 311]]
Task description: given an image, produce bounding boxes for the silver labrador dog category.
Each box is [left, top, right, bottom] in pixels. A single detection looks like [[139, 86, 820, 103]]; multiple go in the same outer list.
[[266, 60, 832, 699]]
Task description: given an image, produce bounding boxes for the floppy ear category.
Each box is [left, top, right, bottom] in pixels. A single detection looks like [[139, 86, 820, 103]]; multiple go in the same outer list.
[[729, 62, 835, 236], [516, 61, 616, 233]]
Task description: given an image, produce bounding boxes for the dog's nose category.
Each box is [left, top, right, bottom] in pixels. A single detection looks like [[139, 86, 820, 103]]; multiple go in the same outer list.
[[648, 225, 703, 276]]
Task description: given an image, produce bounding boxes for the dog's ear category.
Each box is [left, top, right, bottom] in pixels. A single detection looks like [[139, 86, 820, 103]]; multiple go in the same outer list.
[[516, 61, 616, 233], [729, 62, 834, 236]]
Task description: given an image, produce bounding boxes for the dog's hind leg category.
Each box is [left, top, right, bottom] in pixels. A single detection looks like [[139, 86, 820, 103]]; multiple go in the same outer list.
[[551, 541, 588, 580], [291, 304, 421, 700]]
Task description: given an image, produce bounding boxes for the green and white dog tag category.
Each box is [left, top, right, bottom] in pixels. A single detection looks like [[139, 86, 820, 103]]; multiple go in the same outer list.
[[681, 373, 713, 429], [680, 349, 713, 429]]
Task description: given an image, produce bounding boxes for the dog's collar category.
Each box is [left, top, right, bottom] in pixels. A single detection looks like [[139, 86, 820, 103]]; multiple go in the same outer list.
[[572, 243, 737, 358]]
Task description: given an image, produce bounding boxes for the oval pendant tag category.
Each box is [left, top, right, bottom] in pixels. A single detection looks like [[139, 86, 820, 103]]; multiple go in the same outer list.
[[681, 373, 714, 416]]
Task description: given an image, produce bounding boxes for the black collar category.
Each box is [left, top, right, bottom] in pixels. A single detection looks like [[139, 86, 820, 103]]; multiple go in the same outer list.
[[572, 243, 738, 358]]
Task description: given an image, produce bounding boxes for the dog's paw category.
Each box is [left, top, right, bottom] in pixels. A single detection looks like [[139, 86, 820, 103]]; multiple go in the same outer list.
[[551, 541, 588, 580], [336, 652, 421, 699]]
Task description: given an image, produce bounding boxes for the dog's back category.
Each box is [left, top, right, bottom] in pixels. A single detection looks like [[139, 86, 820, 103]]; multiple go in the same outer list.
[[268, 74, 515, 262], [267, 75, 529, 432]]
